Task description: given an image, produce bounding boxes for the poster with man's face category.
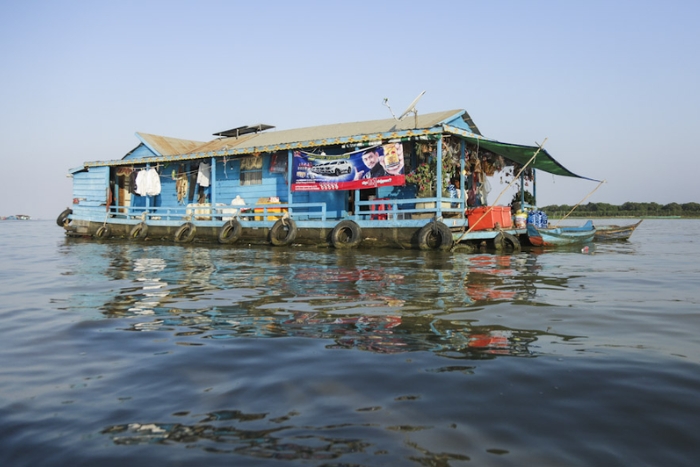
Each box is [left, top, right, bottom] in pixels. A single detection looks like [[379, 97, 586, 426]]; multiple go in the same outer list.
[[291, 143, 405, 192]]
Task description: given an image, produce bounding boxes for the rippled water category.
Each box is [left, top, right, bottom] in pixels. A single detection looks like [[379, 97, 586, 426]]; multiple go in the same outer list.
[[2, 219, 700, 466]]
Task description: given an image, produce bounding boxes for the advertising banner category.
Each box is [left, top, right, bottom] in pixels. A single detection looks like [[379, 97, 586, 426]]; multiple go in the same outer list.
[[291, 143, 406, 192]]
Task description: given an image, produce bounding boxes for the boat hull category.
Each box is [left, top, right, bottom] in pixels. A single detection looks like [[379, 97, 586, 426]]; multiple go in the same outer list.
[[63, 216, 521, 252], [526, 220, 595, 246], [593, 220, 642, 241]]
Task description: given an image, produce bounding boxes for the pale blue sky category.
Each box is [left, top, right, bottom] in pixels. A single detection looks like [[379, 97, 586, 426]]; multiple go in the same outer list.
[[2, 0, 698, 219]]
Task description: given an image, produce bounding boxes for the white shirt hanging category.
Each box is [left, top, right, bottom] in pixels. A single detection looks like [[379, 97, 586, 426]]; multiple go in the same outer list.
[[134, 169, 147, 196], [145, 168, 161, 196], [197, 162, 211, 187], [135, 168, 161, 196]]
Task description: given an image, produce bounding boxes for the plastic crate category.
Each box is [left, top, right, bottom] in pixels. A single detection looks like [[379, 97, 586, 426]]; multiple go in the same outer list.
[[467, 206, 512, 231]]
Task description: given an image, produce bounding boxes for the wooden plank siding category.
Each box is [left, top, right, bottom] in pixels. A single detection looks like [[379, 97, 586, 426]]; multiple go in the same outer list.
[[122, 155, 316, 214], [72, 166, 109, 207]]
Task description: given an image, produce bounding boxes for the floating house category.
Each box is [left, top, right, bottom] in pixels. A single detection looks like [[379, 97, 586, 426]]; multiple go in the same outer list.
[[58, 108, 593, 251]]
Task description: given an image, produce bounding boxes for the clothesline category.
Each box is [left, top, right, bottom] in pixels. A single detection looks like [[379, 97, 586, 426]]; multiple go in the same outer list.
[[117, 163, 210, 178]]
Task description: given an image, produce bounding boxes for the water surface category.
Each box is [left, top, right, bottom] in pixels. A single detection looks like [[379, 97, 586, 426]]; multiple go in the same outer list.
[[1, 219, 699, 466]]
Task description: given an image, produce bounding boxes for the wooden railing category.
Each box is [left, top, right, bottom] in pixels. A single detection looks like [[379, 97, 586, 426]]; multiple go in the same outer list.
[[69, 196, 467, 226]]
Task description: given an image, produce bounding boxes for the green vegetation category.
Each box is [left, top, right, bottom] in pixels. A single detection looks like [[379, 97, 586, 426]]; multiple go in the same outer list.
[[539, 201, 700, 218], [510, 191, 535, 207]]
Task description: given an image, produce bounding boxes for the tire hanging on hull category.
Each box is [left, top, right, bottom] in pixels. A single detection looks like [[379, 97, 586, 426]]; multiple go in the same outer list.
[[218, 219, 242, 244], [330, 220, 362, 249], [56, 208, 72, 226], [174, 223, 196, 243], [95, 224, 112, 239], [269, 218, 298, 246], [129, 222, 149, 240], [417, 221, 453, 251], [493, 232, 521, 252]]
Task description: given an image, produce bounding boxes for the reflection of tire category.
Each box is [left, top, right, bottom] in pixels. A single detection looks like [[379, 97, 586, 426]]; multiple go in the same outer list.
[[95, 224, 112, 239], [174, 223, 196, 243], [417, 221, 453, 251], [129, 222, 148, 240], [331, 220, 362, 249], [494, 232, 521, 252], [56, 208, 72, 226], [270, 218, 298, 246], [218, 219, 242, 244]]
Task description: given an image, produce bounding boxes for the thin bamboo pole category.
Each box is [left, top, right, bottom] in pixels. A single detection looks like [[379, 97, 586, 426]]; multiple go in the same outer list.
[[552, 179, 606, 227]]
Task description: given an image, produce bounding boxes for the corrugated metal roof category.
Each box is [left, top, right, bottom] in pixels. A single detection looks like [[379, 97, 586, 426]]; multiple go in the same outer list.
[[78, 109, 596, 180], [136, 132, 207, 156], [86, 110, 474, 166], [189, 133, 259, 154], [219, 109, 465, 153]]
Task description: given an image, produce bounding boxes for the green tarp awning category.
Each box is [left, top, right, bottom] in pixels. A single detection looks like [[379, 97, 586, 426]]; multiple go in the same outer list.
[[460, 135, 599, 181]]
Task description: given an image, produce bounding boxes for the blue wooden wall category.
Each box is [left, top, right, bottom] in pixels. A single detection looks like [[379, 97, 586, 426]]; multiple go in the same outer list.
[[72, 166, 109, 207], [214, 157, 288, 206], [290, 189, 346, 218], [107, 145, 354, 218], [128, 156, 299, 209], [122, 144, 156, 161]]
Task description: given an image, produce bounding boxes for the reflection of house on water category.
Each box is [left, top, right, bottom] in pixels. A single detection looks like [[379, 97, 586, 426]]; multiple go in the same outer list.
[[129, 258, 168, 316], [60, 241, 218, 319], [62, 239, 575, 357], [464, 255, 523, 304], [122, 247, 217, 322], [280, 312, 548, 358]]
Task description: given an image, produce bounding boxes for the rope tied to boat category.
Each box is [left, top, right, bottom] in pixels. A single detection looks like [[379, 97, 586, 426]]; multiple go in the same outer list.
[[102, 209, 110, 227], [431, 216, 443, 233]]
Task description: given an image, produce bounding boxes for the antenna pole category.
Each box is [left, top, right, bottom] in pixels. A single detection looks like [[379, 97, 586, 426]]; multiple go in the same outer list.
[[383, 98, 398, 120]]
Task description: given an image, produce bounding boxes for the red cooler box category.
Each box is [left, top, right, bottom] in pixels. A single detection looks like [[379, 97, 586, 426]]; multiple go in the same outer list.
[[467, 206, 512, 231]]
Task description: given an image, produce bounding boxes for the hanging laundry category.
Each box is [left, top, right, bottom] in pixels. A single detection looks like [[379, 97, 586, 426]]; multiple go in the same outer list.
[[144, 168, 161, 196], [129, 170, 138, 194], [188, 164, 196, 202], [134, 169, 147, 196], [134, 168, 162, 196], [197, 162, 211, 187], [176, 165, 188, 204]]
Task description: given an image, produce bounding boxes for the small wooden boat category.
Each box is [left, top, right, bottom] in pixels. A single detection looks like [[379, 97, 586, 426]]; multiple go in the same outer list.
[[593, 220, 642, 241], [526, 220, 596, 246]]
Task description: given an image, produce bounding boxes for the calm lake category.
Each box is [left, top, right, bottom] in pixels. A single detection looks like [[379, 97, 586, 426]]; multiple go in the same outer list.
[[1, 219, 699, 466]]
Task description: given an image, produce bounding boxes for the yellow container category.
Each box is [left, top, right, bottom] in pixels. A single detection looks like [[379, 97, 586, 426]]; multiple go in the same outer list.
[[254, 197, 286, 221]]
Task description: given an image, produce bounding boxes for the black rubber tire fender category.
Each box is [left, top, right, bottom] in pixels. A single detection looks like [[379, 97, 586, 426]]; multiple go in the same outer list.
[[417, 221, 454, 251], [330, 220, 362, 249], [94, 224, 112, 239], [269, 218, 298, 246], [174, 222, 196, 243], [218, 219, 242, 244], [56, 208, 72, 226], [129, 222, 149, 240], [493, 232, 521, 252]]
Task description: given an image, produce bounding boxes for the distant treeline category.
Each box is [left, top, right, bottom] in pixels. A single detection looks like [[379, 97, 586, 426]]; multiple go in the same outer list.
[[539, 201, 700, 218]]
